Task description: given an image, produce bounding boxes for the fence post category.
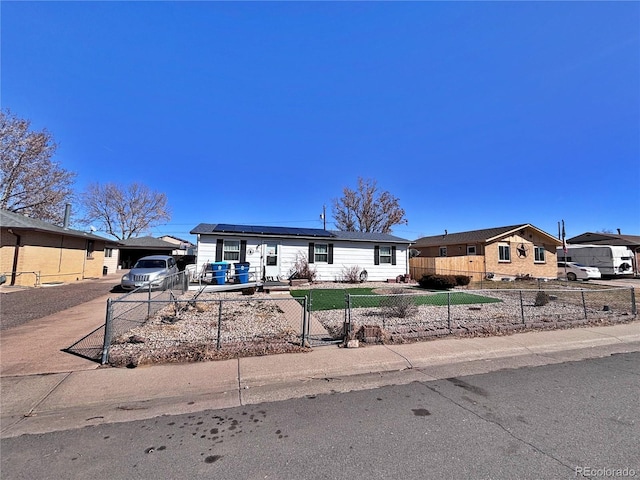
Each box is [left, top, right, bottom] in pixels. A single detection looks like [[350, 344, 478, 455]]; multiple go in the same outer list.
[[519, 290, 525, 324], [581, 291, 587, 319], [216, 300, 223, 350], [147, 283, 152, 318], [301, 296, 308, 347], [631, 287, 637, 316], [447, 292, 451, 331], [101, 298, 113, 365], [344, 293, 352, 340]]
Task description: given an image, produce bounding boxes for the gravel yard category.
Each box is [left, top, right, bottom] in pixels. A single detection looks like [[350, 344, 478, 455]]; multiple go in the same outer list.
[[106, 281, 636, 367]]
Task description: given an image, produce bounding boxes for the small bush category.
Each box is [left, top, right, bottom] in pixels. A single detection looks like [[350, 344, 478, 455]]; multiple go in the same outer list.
[[288, 253, 317, 282], [418, 274, 457, 290], [340, 265, 363, 283], [535, 291, 550, 306], [380, 290, 418, 318], [454, 275, 471, 286]]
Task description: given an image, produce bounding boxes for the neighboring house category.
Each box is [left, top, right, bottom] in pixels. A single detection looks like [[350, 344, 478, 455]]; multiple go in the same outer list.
[[411, 224, 562, 281], [567, 232, 640, 275], [0, 209, 111, 287], [117, 236, 179, 269], [158, 235, 197, 256], [190, 223, 412, 282]]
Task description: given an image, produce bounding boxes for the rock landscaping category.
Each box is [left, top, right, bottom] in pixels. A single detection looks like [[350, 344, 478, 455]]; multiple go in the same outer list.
[[107, 282, 635, 367]]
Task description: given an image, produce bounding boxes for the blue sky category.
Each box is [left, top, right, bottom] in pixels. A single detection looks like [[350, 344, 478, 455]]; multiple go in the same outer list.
[[2, 1, 639, 243]]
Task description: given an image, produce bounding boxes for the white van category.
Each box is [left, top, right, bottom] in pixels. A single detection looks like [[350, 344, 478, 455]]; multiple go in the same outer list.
[[557, 245, 634, 277]]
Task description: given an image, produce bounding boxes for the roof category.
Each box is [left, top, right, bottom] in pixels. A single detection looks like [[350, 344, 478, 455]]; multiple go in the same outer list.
[[0, 209, 113, 243], [190, 223, 411, 244], [567, 232, 640, 247], [159, 235, 195, 246], [329, 230, 411, 244], [413, 224, 562, 247], [118, 236, 178, 249]]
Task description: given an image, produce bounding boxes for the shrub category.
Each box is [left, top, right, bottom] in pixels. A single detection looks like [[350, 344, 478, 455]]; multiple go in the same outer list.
[[454, 275, 471, 286], [418, 274, 457, 290], [340, 265, 363, 283], [288, 253, 317, 282], [380, 291, 418, 318], [534, 291, 550, 306]]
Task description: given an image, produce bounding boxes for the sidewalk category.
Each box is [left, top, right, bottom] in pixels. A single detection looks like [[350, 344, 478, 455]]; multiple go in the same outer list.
[[1, 288, 639, 438]]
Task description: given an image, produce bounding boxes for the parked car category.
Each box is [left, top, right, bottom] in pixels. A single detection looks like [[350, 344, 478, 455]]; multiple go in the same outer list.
[[121, 255, 179, 291], [557, 261, 601, 281]]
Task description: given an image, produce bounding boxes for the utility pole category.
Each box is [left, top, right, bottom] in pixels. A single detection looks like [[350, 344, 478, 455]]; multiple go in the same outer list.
[[320, 205, 326, 229]]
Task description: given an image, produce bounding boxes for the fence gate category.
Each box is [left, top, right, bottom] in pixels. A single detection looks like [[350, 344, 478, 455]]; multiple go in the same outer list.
[[303, 290, 344, 347]]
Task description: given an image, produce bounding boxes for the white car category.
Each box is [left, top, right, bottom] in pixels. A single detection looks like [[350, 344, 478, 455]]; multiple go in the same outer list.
[[557, 261, 601, 281]]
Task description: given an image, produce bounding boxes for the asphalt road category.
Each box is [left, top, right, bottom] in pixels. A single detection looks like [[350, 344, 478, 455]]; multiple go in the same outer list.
[[2, 352, 638, 480]]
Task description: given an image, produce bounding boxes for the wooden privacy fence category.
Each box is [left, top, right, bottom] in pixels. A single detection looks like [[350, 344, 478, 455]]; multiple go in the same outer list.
[[410, 256, 486, 282]]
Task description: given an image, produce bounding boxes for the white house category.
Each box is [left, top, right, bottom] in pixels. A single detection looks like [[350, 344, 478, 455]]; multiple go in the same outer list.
[[190, 223, 412, 282]]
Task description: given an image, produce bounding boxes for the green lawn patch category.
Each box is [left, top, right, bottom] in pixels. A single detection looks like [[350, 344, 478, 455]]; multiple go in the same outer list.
[[290, 288, 375, 311], [291, 288, 501, 311]]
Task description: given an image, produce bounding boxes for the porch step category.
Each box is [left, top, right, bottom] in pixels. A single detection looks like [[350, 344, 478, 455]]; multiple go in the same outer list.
[[264, 285, 290, 293]]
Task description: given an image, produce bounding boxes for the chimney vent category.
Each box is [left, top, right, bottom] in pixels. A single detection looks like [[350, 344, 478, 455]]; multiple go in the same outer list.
[[63, 204, 71, 229]]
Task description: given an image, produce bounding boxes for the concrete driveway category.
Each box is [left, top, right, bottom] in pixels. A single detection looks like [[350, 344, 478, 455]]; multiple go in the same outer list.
[[591, 276, 640, 288]]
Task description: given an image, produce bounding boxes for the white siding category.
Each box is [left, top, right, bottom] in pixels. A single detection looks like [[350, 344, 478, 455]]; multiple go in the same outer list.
[[103, 247, 119, 274], [196, 235, 409, 282]]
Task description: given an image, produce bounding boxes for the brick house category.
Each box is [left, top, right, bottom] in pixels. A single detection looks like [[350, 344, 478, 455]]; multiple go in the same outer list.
[[410, 224, 562, 282], [0, 209, 112, 287]]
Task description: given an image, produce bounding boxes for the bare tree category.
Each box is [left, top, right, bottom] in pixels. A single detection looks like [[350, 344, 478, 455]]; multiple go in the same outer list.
[[81, 182, 171, 240], [0, 109, 76, 224], [332, 177, 407, 233]]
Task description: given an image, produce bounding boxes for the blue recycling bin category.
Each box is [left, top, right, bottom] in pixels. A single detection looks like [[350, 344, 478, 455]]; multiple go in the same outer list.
[[211, 262, 229, 285], [234, 262, 250, 284]]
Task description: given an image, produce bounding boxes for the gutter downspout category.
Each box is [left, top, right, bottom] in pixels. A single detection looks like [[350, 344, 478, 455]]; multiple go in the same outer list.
[[7, 229, 21, 286]]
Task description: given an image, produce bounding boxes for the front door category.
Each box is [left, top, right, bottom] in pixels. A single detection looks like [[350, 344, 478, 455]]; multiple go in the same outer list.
[[264, 242, 280, 281]]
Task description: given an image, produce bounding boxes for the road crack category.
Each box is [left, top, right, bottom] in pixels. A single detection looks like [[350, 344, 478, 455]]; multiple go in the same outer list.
[[416, 377, 576, 474]]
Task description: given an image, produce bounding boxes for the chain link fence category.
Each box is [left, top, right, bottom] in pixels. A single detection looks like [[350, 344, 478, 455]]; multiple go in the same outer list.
[[344, 287, 636, 342], [102, 279, 309, 366], [97, 280, 635, 366]]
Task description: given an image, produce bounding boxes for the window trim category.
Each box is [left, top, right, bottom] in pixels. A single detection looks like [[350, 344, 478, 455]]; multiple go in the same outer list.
[[467, 245, 476, 255], [534, 245, 546, 263], [223, 239, 241, 262], [379, 245, 392, 264], [86, 240, 95, 259], [439, 246, 447, 257], [374, 245, 397, 265], [314, 243, 329, 263], [498, 244, 511, 262]]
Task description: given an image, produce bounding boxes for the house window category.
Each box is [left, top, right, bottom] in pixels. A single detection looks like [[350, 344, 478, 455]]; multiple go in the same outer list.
[[379, 246, 392, 264], [439, 247, 447, 257], [87, 240, 94, 259], [534, 246, 545, 263], [223, 240, 240, 261], [499, 244, 510, 262], [105, 248, 113, 258], [314, 243, 328, 263], [467, 245, 476, 255]]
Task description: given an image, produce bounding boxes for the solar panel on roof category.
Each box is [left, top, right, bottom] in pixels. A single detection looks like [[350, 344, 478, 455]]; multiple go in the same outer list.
[[210, 224, 334, 237]]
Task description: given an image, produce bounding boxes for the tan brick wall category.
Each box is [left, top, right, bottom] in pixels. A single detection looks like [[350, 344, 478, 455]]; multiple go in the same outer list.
[[0, 228, 106, 286], [414, 228, 561, 281], [0, 230, 18, 279], [485, 232, 558, 279]]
